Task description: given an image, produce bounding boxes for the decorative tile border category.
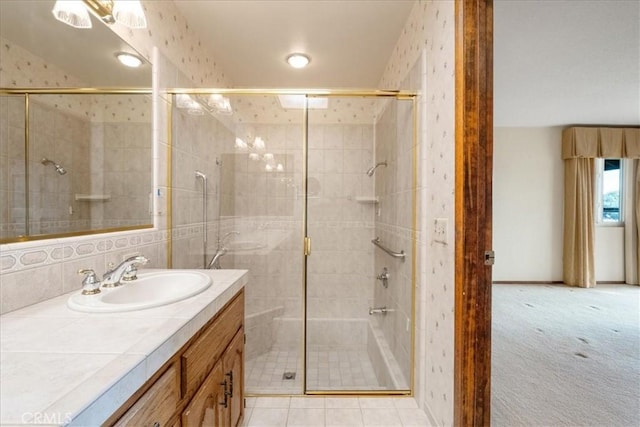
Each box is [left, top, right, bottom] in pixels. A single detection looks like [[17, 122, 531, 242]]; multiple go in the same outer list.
[[0, 229, 167, 274]]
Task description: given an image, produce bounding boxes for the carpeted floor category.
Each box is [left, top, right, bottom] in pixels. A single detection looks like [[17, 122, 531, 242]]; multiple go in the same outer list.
[[492, 284, 640, 427]]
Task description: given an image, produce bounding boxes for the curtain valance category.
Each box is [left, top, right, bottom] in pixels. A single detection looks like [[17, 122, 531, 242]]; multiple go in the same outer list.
[[562, 127, 640, 159]]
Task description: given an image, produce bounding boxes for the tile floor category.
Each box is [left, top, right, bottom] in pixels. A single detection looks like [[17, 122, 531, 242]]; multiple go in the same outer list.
[[243, 397, 431, 427], [246, 350, 383, 394]]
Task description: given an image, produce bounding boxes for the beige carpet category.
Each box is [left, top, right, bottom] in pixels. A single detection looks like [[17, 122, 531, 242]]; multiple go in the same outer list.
[[492, 284, 640, 427]]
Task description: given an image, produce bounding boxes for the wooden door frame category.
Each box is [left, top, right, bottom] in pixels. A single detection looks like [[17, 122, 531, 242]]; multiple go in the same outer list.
[[454, 0, 493, 426]]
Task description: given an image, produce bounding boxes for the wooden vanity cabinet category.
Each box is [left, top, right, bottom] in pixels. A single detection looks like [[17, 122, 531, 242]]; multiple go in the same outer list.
[[112, 365, 180, 427], [223, 330, 244, 427], [108, 290, 244, 427], [182, 362, 226, 426], [181, 328, 244, 427]]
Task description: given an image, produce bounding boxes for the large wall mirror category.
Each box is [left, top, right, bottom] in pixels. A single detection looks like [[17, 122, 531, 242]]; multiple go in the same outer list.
[[0, 1, 153, 243]]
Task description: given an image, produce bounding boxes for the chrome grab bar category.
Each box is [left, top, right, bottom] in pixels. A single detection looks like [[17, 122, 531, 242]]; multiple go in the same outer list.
[[371, 237, 405, 260]]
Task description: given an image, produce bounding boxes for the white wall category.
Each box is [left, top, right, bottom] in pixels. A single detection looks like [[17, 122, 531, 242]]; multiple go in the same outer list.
[[595, 227, 625, 281], [493, 127, 626, 282], [493, 127, 564, 281]]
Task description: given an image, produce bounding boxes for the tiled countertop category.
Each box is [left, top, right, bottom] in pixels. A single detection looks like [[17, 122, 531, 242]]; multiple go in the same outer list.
[[0, 269, 248, 426]]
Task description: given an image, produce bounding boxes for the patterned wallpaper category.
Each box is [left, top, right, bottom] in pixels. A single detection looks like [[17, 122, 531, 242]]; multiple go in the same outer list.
[[0, 37, 85, 88], [378, 1, 456, 425], [108, 1, 232, 89], [230, 95, 380, 125]]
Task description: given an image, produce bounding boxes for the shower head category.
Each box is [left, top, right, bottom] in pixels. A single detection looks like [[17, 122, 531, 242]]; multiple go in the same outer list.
[[195, 170, 207, 180], [41, 157, 67, 175], [366, 161, 387, 177]]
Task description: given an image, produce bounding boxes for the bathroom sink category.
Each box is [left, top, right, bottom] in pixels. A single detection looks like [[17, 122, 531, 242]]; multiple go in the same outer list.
[[67, 271, 212, 313]]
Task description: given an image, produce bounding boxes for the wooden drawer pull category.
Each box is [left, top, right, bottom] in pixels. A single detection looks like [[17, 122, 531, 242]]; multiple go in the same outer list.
[[226, 371, 233, 398], [219, 381, 229, 408]]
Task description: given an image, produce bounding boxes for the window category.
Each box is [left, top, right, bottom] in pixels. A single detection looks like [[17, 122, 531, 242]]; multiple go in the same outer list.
[[596, 158, 623, 224]]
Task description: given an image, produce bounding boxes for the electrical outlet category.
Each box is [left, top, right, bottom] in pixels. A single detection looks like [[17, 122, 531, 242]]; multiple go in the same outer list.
[[434, 218, 448, 244]]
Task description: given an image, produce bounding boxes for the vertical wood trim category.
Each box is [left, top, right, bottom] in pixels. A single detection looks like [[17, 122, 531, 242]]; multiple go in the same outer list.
[[454, 0, 493, 426]]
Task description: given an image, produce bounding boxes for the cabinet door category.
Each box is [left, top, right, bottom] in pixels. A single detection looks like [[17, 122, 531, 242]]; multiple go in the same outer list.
[[182, 362, 228, 427], [114, 365, 179, 426], [222, 329, 244, 427]]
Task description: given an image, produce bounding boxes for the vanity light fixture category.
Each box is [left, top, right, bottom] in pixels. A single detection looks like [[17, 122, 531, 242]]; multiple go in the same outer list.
[[175, 94, 204, 116], [262, 153, 275, 162], [235, 138, 248, 151], [115, 52, 143, 68], [110, 0, 147, 28], [52, 0, 147, 29], [52, 1, 93, 28], [286, 53, 310, 69], [253, 137, 266, 151], [205, 94, 233, 115]]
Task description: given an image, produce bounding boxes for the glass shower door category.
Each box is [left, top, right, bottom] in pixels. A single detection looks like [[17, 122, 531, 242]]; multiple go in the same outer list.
[[305, 95, 414, 393]]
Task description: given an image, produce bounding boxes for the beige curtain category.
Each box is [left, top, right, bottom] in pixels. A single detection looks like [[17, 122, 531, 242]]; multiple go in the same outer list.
[[563, 158, 596, 287], [636, 161, 639, 283], [562, 127, 640, 288], [624, 159, 639, 284]]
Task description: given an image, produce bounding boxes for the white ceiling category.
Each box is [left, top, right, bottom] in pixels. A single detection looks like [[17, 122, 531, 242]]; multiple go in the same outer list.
[[175, 0, 639, 127], [173, 0, 415, 88], [4, 1, 637, 127], [494, 0, 640, 127]]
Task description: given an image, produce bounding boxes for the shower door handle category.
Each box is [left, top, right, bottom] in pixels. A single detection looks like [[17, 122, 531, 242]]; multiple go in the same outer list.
[[304, 236, 311, 256]]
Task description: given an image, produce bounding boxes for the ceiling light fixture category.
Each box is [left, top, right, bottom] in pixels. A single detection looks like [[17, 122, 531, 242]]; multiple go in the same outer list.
[[115, 52, 143, 68], [52, 0, 147, 29], [286, 53, 310, 69]]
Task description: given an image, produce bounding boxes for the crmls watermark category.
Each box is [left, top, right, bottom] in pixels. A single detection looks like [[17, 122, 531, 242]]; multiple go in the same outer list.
[[21, 412, 73, 424]]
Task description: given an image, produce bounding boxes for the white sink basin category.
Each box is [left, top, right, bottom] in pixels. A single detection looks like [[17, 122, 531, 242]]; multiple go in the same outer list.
[[67, 271, 212, 313]]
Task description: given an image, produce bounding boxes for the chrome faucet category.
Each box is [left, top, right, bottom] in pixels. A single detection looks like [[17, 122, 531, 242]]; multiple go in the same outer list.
[[78, 269, 101, 295], [207, 231, 239, 269], [103, 255, 149, 287]]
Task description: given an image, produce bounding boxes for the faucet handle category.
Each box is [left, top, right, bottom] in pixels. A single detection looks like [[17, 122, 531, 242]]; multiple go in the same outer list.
[[78, 268, 101, 295], [122, 264, 139, 282]]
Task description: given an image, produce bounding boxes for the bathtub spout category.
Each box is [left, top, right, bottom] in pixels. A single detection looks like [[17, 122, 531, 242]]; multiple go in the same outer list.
[[369, 306, 388, 315]]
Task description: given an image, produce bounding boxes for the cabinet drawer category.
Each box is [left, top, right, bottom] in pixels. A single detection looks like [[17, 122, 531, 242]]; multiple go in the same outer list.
[[181, 292, 243, 397], [114, 364, 179, 427]]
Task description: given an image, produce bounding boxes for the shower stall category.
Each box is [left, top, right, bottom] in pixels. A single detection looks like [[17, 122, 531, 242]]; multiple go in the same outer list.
[[170, 91, 416, 395]]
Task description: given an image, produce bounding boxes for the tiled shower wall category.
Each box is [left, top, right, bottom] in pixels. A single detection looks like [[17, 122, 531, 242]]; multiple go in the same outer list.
[[379, 1, 456, 425], [0, 99, 153, 238], [170, 106, 234, 270], [1, 97, 90, 238], [372, 98, 415, 388], [227, 122, 303, 360], [305, 122, 375, 351]]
